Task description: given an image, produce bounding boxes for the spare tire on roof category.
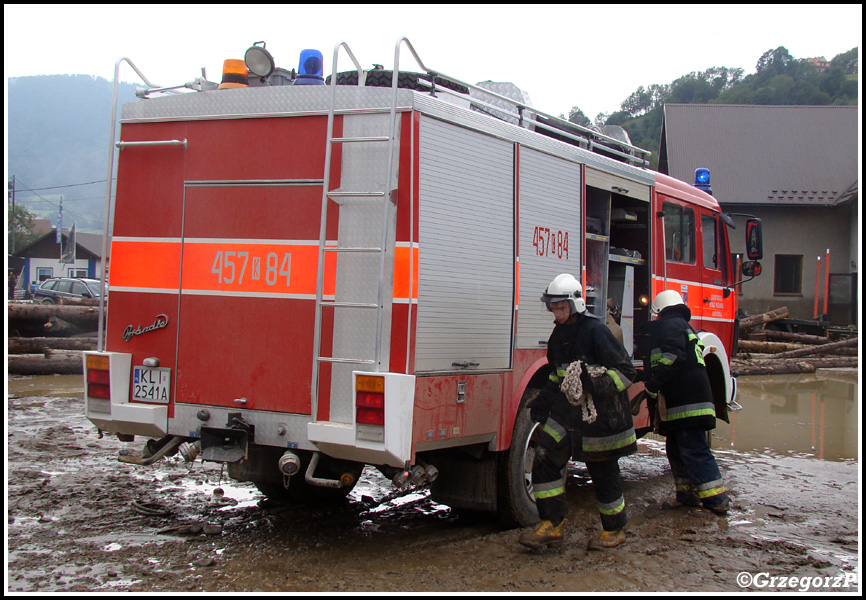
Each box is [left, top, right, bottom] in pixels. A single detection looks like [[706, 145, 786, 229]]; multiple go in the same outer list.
[[326, 69, 469, 95]]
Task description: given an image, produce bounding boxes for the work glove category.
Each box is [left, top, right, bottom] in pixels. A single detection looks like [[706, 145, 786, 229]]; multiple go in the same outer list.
[[527, 388, 554, 423], [633, 369, 646, 383]]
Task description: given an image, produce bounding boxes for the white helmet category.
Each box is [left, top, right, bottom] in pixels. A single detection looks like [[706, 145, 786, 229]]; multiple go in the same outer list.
[[652, 290, 685, 314], [541, 273, 586, 315]]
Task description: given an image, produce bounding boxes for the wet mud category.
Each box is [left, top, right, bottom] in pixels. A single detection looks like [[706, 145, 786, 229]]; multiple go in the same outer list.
[[6, 372, 860, 593]]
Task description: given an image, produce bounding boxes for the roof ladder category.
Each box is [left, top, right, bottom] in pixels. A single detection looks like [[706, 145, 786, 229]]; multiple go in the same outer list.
[[310, 42, 402, 420]]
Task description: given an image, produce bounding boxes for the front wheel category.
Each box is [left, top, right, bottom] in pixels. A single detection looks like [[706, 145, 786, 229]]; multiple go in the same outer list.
[[496, 389, 541, 528]]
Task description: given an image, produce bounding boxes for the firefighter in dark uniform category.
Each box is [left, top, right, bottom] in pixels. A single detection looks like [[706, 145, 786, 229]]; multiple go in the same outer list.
[[519, 273, 637, 550], [638, 290, 729, 514]]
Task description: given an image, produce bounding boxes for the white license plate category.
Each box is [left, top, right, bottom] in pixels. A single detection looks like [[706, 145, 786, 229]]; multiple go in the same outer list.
[[132, 366, 171, 404]]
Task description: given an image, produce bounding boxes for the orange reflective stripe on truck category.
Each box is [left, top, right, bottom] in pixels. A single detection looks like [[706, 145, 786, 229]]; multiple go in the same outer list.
[[110, 238, 182, 292], [110, 237, 419, 302], [392, 243, 419, 304], [180, 240, 332, 298]]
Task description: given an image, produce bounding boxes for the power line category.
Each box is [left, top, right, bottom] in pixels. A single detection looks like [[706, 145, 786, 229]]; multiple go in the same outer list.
[[18, 178, 109, 192]]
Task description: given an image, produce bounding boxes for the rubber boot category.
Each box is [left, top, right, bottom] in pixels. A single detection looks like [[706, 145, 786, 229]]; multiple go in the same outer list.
[[518, 519, 566, 549], [705, 496, 730, 515], [587, 529, 626, 550], [662, 492, 701, 510]]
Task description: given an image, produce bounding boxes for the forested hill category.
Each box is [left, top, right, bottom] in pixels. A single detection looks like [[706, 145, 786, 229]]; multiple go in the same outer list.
[[565, 46, 859, 169], [8, 75, 138, 232]]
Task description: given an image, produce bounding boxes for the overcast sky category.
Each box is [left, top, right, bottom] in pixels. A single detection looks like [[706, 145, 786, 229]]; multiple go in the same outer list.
[[4, 3, 863, 120]]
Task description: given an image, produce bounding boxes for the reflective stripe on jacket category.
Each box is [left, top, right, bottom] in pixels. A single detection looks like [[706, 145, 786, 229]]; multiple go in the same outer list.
[[641, 304, 716, 434], [544, 314, 637, 462]]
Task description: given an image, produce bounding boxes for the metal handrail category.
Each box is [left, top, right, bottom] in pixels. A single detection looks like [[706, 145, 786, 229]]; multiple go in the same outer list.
[[98, 58, 166, 352], [383, 38, 650, 166], [310, 42, 370, 420], [116, 139, 188, 149]]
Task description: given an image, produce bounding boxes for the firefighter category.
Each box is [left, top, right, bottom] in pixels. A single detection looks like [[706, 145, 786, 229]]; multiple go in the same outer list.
[[637, 290, 729, 514], [519, 273, 637, 551]]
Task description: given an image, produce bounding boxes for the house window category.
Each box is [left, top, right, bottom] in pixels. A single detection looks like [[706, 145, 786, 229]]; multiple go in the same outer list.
[[663, 203, 695, 264], [36, 267, 54, 282], [774, 255, 803, 295]]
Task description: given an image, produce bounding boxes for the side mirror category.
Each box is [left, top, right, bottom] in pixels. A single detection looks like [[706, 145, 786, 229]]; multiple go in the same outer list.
[[741, 260, 762, 277], [746, 218, 763, 260]]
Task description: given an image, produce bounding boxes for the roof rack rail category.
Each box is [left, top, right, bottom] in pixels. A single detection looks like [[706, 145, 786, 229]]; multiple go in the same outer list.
[[382, 37, 651, 167]]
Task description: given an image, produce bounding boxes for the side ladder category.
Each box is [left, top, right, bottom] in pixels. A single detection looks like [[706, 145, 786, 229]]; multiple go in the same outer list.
[[310, 42, 402, 420]]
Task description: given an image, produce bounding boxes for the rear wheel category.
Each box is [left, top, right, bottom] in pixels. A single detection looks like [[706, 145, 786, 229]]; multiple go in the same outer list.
[[496, 388, 541, 528], [253, 453, 363, 505]]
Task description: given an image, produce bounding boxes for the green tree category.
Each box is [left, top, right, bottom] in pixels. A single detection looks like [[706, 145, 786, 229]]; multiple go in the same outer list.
[[830, 47, 858, 74], [756, 46, 794, 77], [8, 204, 39, 253], [565, 106, 592, 128]]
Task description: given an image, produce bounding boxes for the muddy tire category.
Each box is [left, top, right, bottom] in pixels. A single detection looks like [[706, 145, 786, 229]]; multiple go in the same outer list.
[[255, 480, 352, 504], [496, 388, 541, 528], [254, 454, 362, 505]]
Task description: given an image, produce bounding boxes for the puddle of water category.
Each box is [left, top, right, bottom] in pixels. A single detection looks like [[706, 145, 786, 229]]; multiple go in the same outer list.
[[713, 371, 858, 461], [7, 374, 84, 397]]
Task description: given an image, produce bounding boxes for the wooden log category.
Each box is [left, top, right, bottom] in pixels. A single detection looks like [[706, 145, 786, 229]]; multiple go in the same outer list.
[[760, 330, 830, 345], [57, 297, 99, 307], [9, 337, 98, 354], [737, 340, 804, 354], [733, 357, 857, 376], [7, 350, 84, 375], [9, 303, 103, 323], [771, 337, 858, 359], [739, 306, 789, 330], [733, 356, 858, 366], [8, 304, 104, 336]]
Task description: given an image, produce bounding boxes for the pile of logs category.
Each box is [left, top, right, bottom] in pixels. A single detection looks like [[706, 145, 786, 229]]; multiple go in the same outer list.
[[8, 301, 102, 375], [733, 306, 858, 376]]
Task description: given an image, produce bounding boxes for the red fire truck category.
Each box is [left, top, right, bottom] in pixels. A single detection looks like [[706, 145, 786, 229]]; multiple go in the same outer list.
[[84, 38, 762, 527]]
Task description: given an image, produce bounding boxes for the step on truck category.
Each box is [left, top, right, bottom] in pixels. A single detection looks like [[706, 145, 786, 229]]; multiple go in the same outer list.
[[84, 37, 763, 526]]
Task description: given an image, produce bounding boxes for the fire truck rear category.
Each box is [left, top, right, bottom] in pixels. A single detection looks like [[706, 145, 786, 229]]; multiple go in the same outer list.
[[83, 38, 762, 526]]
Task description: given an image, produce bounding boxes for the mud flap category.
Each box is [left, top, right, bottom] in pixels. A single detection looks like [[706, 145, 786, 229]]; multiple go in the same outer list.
[[429, 450, 498, 512], [714, 391, 730, 424]]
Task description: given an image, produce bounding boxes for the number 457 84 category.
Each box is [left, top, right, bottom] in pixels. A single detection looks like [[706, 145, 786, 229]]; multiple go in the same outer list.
[[532, 227, 568, 259]]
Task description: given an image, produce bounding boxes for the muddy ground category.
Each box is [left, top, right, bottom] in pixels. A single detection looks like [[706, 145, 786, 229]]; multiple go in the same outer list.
[[6, 374, 861, 594]]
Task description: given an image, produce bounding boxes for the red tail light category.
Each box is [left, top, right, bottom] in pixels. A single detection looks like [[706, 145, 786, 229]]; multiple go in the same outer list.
[[87, 369, 111, 399], [356, 391, 385, 426]]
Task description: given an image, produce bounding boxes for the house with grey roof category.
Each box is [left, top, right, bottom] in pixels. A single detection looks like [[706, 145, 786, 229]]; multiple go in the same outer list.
[[659, 104, 858, 324], [11, 229, 104, 297]]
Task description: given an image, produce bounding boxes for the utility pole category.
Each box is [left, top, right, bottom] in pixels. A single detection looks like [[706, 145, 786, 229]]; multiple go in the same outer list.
[[8, 175, 15, 254]]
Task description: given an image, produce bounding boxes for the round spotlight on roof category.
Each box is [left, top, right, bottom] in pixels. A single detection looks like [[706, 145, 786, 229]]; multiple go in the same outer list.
[[245, 42, 275, 79]]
